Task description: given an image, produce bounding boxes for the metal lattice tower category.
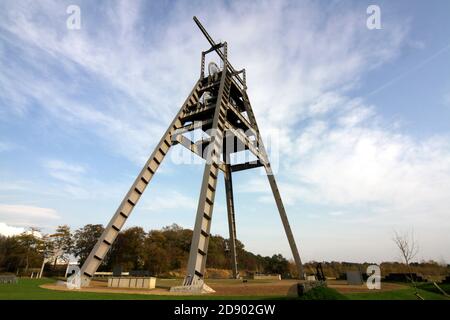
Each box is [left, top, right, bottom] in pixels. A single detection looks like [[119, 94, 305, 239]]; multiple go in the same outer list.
[[79, 17, 304, 288]]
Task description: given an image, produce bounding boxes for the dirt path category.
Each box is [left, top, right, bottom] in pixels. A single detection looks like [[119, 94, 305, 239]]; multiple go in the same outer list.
[[41, 281, 190, 296], [41, 279, 407, 297]]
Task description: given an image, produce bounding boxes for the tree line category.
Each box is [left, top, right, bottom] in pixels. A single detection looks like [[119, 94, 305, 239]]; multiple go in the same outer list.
[[0, 223, 292, 277], [1, 224, 447, 279]]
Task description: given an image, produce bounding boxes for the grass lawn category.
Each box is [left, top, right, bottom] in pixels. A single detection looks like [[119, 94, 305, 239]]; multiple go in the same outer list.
[[417, 282, 450, 295], [0, 278, 283, 300], [345, 284, 450, 300], [1, 278, 449, 300], [298, 286, 347, 300]]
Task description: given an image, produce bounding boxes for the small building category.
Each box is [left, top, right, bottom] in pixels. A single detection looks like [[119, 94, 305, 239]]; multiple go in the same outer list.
[[346, 271, 363, 285]]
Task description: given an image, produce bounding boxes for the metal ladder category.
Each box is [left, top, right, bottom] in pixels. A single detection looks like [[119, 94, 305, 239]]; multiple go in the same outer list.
[[79, 81, 202, 286], [183, 45, 233, 286]]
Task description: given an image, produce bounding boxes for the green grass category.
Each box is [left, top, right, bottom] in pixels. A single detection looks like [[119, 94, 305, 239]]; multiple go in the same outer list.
[[297, 286, 348, 300], [0, 278, 284, 300], [345, 285, 450, 300], [0, 279, 346, 300], [2, 278, 450, 300], [416, 282, 450, 295]]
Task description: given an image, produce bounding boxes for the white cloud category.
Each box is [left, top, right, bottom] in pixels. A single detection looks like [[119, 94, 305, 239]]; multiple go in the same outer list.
[[337, 102, 375, 127], [0, 0, 407, 164], [140, 191, 197, 213], [408, 39, 426, 50], [286, 104, 450, 227], [0, 222, 24, 236], [44, 159, 86, 184], [40, 159, 128, 200], [0, 180, 29, 192], [238, 98, 450, 262], [328, 211, 344, 217], [0, 204, 60, 227], [1, 0, 449, 261]]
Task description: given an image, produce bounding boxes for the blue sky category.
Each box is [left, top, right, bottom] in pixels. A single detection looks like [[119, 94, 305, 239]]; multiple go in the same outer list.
[[1, 0, 450, 263]]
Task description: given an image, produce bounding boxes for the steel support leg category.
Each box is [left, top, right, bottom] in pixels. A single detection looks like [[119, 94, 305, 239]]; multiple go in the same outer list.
[[79, 81, 201, 286], [224, 153, 239, 279], [265, 165, 305, 280], [184, 66, 232, 286]]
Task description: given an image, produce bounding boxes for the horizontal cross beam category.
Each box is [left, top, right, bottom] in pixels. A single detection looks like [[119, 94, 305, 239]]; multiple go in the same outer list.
[[172, 134, 226, 172], [226, 102, 257, 136], [224, 123, 268, 164], [231, 161, 264, 172], [172, 119, 213, 137]]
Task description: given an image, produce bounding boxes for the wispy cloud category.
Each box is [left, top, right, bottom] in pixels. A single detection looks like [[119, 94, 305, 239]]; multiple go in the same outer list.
[[40, 159, 127, 200], [140, 190, 197, 213], [0, 204, 60, 227], [1, 0, 449, 261], [0, 0, 406, 163], [44, 159, 86, 184], [240, 95, 450, 229]]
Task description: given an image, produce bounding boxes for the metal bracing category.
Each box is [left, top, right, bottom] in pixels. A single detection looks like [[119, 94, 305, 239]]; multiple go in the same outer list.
[[80, 17, 304, 289], [172, 134, 227, 172], [264, 165, 305, 279], [79, 80, 202, 286], [224, 152, 239, 279], [172, 119, 213, 137], [183, 43, 232, 286], [224, 123, 268, 164], [230, 161, 263, 173], [226, 102, 257, 136], [240, 91, 305, 280]]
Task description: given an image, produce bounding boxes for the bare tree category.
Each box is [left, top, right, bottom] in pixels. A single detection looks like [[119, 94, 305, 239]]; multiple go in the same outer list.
[[393, 229, 421, 299]]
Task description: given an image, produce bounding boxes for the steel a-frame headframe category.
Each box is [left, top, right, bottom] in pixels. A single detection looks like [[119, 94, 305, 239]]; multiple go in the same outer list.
[[79, 17, 304, 289]]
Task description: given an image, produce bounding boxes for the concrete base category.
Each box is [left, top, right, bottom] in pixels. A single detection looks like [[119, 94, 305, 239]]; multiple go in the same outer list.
[[108, 277, 156, 289], [170, 281, 216, 294], [80, 275, 91, 288], [287, 281, 327, 297]]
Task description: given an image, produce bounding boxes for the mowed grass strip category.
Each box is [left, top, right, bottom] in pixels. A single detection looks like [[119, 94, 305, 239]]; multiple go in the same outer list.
[[345, 285, 450, 300], [0, 278, 283, 300], [417, 282, 450, 296], [2, 278, 449, 300]]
